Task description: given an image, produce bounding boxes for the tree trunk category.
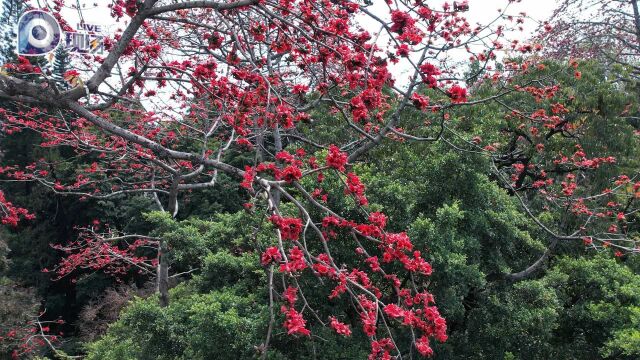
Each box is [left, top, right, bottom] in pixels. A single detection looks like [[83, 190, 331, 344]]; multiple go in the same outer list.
[[157, 239, 169, 307], [272, 125, 282, 206], [630, 0, 640, 103], [631, 0, 640, 47], [156, 177, 179, 307], [504, 237, 559, 282]]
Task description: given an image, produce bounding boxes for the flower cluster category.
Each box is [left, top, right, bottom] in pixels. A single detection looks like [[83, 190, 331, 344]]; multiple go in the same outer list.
[[0, 191, 34, 227], [280, 286, 310, 336], [269, 215, 304, 241], [45, 226, 157, 279], [329, 316, 352, 337], [419, 63, 441, 88], [345, 172, 368, 206], [261, 246, 282, 266], [447, 85, 468, 103], [326, 145, 348, 172], [280, 246, 307, 273]]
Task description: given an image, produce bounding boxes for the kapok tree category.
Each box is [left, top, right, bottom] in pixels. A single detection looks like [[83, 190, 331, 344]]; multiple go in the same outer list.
[[538, 0, 640, 100], [0, 0, 636, 358], [455, 59, 640, 280]]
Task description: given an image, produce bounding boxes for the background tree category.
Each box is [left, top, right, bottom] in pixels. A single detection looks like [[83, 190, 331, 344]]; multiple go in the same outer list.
[[540, 0, 640, 129]]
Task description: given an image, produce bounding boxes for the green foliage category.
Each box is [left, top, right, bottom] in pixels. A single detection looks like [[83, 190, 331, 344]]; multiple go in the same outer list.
[[428, 255, 640, 360], [86, 287, 268, 360], [543, 256, 640, 359], [85, 210, 373, 359], [449, 280, 560, 360]]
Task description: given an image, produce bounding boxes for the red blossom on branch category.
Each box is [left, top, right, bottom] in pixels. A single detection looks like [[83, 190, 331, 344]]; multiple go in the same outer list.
[[326, 145, 348, 172], [447, 85, 468, 103], [269, 215, 303, 241], [329, 317, 352, 337], [0, 191, 34, 227]]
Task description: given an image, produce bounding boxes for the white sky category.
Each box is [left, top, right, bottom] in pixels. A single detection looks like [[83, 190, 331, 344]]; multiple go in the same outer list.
[[2, 0, 559, 115], [353, 0, 558, 86], [9, 0, 559, 38], [465, 0, 557, 34], [6, 0, 559, 68]]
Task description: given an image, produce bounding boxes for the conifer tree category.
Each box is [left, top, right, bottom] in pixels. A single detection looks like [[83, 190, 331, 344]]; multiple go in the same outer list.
[[50, 46, 69, 87], [0, 0, 24, 64]]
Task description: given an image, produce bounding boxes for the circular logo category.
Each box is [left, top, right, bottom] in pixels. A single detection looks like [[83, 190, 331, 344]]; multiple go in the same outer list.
[[17, 10, 62, 56]]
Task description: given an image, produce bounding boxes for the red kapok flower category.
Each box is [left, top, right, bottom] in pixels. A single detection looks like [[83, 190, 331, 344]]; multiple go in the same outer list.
[[383, 303, 405, 318], [280, 165, 302, 183], [261, 246, 282, 265], [411, 93, 430, 110], [326, 145, 348, 172], [447, 85, 467, 103], [415, 336, 434, 357], [329, 317, 352, 336], [283, 286, 298, 305], [270, 215, 303, 240], [368, 212, 387, 228], [282, 306, 311, 336]]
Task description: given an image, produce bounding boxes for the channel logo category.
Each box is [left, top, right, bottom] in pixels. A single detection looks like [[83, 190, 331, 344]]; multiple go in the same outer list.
[[17, 10, 62, 56], [65, 23, 105, 54], [16, 10, 105, 57]]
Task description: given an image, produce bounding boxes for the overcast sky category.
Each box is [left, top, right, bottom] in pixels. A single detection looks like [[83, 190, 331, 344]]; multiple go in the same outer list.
[[465, 0, 557, 35], [5, 0, 559, 34], [1, 0, 561, 114], [350, 0, 559, 86]]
